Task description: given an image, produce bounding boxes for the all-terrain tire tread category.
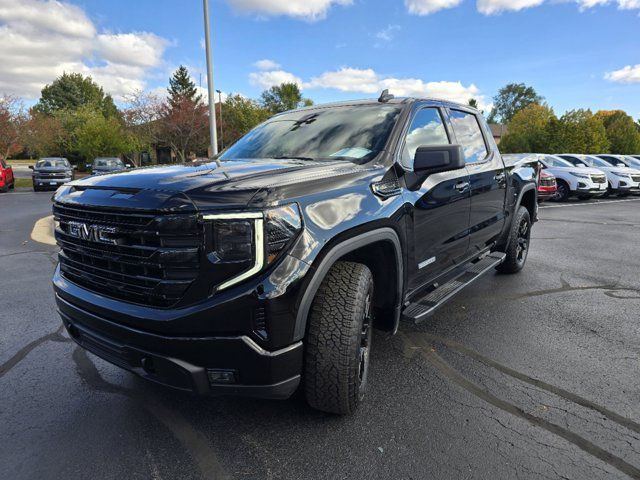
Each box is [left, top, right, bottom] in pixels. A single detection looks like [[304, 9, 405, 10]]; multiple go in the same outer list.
[[496, 206, 531, 274], [304, 261, 373, 415]]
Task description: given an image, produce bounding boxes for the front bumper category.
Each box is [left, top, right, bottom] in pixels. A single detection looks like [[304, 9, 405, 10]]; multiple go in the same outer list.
[[54, 268, 304, 399], [34, 178, 71, 188]]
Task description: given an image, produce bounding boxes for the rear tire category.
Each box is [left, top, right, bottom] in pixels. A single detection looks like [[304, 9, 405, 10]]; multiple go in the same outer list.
[[304, 261, 374, 415], [496, 206, 531, 274]]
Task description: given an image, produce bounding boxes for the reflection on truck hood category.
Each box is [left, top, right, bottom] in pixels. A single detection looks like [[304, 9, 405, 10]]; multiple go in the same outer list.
[[63, 159, 368, 210]]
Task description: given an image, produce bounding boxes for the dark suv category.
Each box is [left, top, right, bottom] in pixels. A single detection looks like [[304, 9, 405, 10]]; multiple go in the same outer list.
[[52, 94, 538, 414], [30, 157, 74, 191], [89, 157, 127, 175]]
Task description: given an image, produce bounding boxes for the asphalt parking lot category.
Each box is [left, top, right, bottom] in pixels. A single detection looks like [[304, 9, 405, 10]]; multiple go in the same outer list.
[[1, 192, 639, 480]]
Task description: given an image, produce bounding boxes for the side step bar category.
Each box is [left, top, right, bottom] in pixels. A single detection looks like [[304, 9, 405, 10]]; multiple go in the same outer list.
[[402, 252, 506, 324]]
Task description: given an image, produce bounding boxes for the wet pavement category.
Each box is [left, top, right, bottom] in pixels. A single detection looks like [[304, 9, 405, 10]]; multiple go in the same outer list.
[[1, 192, 639, 480]]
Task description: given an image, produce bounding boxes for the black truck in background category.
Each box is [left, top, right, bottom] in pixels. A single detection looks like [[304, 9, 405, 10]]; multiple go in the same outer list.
[[52, 93, 539, 414]]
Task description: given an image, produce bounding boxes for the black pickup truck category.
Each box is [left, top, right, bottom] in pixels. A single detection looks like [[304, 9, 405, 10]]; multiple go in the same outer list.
[[52, 93, 538, 414]]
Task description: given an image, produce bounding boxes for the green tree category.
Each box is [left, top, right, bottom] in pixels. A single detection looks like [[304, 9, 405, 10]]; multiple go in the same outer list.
[[75, 109, 136, 161], [488, 83, 544, 124], [552, 109, 609, 154], [260, 83, 312, 114], [33, 73, 118, 118], [167, 66, 201, 108], [221, 95, 271, 147], [499, 104, 555, 154], [595, 110, 640, 154], [467, 98, 479, 109]]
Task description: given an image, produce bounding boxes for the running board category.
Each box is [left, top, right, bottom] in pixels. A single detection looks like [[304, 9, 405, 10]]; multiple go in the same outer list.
[[402, 252, 506, 324]]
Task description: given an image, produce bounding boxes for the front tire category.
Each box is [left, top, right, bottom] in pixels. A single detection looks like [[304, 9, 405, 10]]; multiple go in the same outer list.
[[304, 261, 374, 415], [496, 206, 531, 274], [554, 180, 570, 202]]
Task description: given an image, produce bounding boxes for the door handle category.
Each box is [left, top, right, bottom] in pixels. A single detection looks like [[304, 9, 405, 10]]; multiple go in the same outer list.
[[454, 181, 470, 192]]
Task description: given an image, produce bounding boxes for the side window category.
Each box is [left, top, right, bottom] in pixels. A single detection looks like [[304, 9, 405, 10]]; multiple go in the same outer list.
[[401, 108, 449, 168], [449, 110, 488, 164]]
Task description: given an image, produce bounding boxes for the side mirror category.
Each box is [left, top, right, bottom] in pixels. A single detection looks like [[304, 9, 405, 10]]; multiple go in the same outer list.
[[86, 164, 91, 169], [28, 165, 34, 170], [126, 164, 133, 169], [618, 164, 626, 168], [414, 145, 465, 175], [73, 165, 78, 170]]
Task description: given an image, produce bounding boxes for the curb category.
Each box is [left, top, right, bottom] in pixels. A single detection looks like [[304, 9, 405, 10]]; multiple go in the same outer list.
[[31, 215, 56, 246]]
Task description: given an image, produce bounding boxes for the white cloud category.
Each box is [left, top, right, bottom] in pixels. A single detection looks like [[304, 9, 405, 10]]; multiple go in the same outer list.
[[605, 64, 640, 83], [375, 25, 401, 42], [476, 0, 545, 15], [249, 69, 304, 89], [0, 0, 170, 100], [254, 59, 281, 70], [405, 0, 463, 15], [96, 32, 168, 68], [405, 0, 640, 15], [224, 0, 352, 20], [251, 64, 490, 110], [306, 68, 381, 93], [575, 0, 640, 9]]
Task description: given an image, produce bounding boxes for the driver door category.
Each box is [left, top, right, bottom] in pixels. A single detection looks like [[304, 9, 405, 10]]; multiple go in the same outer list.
[[400, 105, 471, 292]]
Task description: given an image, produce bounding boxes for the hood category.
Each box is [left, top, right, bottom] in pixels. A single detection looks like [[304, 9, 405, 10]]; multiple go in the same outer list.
[[613, 168, 640, 175], [34, 166, 71, 173], [63, 159, 368, 210], [93, 166, 122, 171], [548, 166, 604, 175]]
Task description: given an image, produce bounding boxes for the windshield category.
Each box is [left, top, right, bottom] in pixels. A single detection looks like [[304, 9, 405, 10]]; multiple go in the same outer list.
[[95, 158, 123, 168], [221, 105, 402, 162], [624, 156, 640, 168], [592, 157, 617, 168], [37, 159, 69, 168], [541, 155, 574, 168]]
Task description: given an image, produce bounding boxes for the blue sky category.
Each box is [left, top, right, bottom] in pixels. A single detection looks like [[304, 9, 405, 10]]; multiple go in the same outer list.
[[1, 0, 639, 117]]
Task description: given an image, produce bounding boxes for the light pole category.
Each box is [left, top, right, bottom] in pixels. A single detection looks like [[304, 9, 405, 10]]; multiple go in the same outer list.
[[216, 89, 224, 150], [202, 0, 219, 160]]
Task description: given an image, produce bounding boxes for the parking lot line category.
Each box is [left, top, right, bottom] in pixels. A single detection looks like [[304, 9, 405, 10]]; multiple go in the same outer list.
[[540, 198, 640, 209]]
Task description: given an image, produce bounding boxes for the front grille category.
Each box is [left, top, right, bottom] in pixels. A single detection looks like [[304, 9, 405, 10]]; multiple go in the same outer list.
[[631, 175, 640, 183], [590, 175, 606, 184], [539, 178, 556, 187], [54, 202, 203, 308], [38, 172, 68, 179]]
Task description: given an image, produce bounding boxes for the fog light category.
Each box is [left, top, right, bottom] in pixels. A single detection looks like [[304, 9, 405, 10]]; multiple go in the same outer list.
[[207, 369, 237, 385]]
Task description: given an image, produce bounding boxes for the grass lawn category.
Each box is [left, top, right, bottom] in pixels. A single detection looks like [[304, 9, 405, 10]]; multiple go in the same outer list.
[[8, 159, 36, 166], [14, 178, 33, 188]]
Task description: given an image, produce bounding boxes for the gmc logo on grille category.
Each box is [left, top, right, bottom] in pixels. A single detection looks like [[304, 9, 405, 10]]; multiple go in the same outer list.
[[68, 221, 117, 245]]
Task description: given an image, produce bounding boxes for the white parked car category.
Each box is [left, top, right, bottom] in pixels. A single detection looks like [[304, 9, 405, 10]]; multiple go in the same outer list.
[[559, 154, 640, 197], [611, 154, 640, 170], [535, 154, 607, 201], [503, 154, 607, 201]]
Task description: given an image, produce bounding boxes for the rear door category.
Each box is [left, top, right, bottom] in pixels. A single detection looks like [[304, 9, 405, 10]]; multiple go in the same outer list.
[[447, 108, 506, 254], [400, 104, 471, 291]]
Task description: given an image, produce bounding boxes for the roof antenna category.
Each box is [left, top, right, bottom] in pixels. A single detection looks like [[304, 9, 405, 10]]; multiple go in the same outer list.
[[378, 89, 394, 103]]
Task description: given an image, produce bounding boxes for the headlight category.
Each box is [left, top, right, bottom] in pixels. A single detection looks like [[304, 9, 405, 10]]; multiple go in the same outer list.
[[203, 204, 302, 291], [613, 172, 630, 178], [569, 171, 590, 179]]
